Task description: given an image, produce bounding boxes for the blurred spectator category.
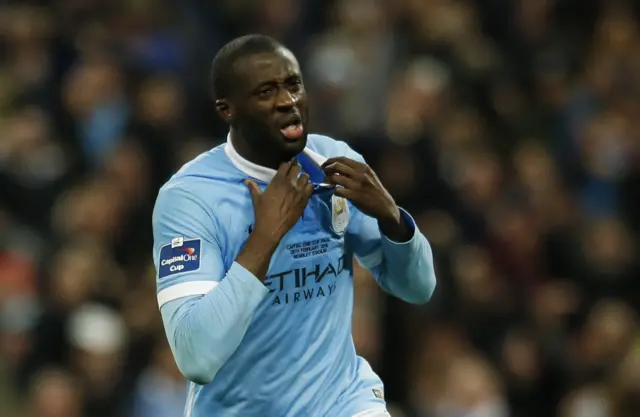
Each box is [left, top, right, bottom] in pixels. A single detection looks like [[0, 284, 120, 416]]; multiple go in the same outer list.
[[67, 303, 131, 417], [132, 341, 187, 417], [29, 367, 83, 417], [62, 57, 129, 165]]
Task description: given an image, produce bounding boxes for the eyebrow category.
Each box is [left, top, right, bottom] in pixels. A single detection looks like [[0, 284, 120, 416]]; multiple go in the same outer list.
[[252, 74, 302, 90]]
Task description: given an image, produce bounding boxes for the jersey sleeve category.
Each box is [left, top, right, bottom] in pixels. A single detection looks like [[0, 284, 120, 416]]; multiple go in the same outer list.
[[152, 182, 270, 384], [152, 182, 225, 307], [339, 142, 437, 305]]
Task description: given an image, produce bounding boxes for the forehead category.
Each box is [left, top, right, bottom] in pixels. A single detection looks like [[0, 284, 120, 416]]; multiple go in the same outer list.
[[233, 48, 301, 87]]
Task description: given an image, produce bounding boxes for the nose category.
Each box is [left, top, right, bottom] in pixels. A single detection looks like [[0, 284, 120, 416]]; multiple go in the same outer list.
[[275, 88, 296, 111]]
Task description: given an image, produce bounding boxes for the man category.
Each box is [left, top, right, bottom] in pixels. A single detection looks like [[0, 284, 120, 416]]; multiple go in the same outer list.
[[152, 34, 436, 417]]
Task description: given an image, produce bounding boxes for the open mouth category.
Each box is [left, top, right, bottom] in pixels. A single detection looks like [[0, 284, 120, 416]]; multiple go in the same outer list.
[[279, 117, 304, 140]]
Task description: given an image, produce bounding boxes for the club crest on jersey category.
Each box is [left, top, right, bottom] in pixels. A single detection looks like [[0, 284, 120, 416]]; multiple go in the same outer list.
[[331, 194, 349, 234]]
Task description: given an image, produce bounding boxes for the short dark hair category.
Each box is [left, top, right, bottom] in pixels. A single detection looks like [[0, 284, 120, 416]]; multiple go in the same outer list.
[[210, 34, 284, 100]]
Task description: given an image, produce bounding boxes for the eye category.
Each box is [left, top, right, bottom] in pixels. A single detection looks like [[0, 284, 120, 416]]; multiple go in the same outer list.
[[286, 79, 303, 92], [258, 87, 275, 98]]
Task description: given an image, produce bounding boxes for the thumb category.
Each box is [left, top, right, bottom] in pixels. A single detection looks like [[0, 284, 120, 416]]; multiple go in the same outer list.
[[244, 179, 261, 202]]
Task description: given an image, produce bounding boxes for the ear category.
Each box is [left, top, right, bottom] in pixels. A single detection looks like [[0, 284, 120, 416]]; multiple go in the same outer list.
[[215, 99, 233, 123]]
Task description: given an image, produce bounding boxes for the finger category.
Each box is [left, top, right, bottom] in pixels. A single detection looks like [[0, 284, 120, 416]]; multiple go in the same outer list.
[[303, 182, 314, 197], [244, 179, 262, 202], [323, 162, 358, 178], [297, 172, 310, 188], [325, 173, 358, 189], [334, 187, 354, 199], [288, 163, 302, 182], [274, 162, 292, 179], [322, 157, 361, 170]]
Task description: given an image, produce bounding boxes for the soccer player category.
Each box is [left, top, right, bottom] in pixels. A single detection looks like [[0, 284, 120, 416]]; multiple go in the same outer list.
[[152, 34, 436, 417]]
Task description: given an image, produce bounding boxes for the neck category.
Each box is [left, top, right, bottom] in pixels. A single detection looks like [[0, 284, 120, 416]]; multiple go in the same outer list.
[[230, 127, 289, 170], [226, 132, 329, 183]]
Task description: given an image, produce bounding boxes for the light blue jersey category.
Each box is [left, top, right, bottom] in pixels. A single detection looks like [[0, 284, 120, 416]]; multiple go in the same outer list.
[[152, 134, 436, 417]]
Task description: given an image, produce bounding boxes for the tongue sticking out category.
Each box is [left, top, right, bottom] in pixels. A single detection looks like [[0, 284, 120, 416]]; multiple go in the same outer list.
[[280, 123, 304, 140]]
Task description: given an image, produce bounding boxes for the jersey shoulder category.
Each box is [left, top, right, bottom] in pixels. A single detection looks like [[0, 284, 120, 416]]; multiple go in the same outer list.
[[154, 143, 249, 223], [158, 143, 246, 198], [306, 133, 363, 161], [168, 143, 244, 185]]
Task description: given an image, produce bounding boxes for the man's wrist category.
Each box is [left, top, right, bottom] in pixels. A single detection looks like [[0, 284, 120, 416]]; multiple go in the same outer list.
[[377, 207, 412, 242], [248, 227, 282, 252], [236, 228, 282, 282]]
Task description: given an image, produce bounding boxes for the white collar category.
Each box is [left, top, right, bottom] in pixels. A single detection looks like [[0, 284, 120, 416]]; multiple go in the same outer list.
[[224, 133, 327, 182]]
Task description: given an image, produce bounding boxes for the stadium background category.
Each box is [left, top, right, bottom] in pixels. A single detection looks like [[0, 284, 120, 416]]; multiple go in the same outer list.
[[0, 0, 639, 416]]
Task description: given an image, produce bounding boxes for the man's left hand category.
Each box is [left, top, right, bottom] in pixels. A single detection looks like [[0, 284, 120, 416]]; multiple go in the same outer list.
[[322, 157, 412, 241]]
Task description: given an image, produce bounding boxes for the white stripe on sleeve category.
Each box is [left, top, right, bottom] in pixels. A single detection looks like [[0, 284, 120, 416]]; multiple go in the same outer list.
[[157, 281, 220, 308]]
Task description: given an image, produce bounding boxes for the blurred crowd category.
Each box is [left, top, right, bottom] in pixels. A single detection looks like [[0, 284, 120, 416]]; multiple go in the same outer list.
[[0, 0, 639, 416]]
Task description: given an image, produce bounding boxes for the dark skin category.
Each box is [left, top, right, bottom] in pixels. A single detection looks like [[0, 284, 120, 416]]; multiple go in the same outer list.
[[214, 47, 411, 281], [215, 48, 309, 169], [322, 157, 412, 242]]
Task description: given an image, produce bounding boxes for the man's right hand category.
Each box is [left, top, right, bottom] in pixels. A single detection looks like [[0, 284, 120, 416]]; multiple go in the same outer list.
[[236, 162, 313, 281], [245, 162, 313, 242]]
